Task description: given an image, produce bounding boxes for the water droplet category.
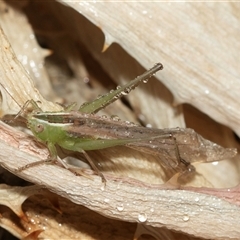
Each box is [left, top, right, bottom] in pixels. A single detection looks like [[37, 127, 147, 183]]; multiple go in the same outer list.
[[150, 208, 154, 213], [138, 114, 146, 122], [117, 205, 124, 211], [195, 197, 199, 202], [101, 115, 107, 119], [182, 215, 190, 222], [104, 198, 110, 203], [96, 94, 103, 99], [143, 78, 149, 83], [30, 218, 35, 223], [151, 145, 157, 149], [32, 47, 38, 53], [29, 34, 35, 39], [126, 87, 131, 93], [146, 123, 152, 128], [113, 93, 121, 99], [138, 213, 147, 222], [205, 89, 210, 94], [83, 77, 90, 83], [212, 161, 219, 166], [116, 86, 121, 90], [111, 115, 121, 121]]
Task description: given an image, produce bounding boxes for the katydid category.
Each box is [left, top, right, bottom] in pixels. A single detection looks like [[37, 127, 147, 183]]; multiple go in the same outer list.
[[4, 63, 167, 181], [1, 63, 236, 183]]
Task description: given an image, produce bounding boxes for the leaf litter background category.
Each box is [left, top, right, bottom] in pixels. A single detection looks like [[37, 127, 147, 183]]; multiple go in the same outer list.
[[0, 1, 240, 240]]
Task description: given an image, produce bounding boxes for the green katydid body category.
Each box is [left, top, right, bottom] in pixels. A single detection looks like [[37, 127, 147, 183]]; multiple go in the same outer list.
[[28, 110, 188, 173], [26, 63, 165, 153], [11, 63, 165, 179], [27, 110, 236, 175], [4, 62, 236, 181]]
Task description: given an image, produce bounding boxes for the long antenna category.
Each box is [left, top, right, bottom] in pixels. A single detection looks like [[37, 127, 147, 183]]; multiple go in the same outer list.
[[0, 82, 22, 109]]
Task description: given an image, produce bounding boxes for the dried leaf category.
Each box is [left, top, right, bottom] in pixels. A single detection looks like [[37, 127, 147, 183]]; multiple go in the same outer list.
[[0, 121, 239, 239], [0, 188, 140, 240], [0, 26, 61, 115], [0, 0, 53, 99], [0, 2, 240, 240], [62, 2, 240, 137], [0, 184, 45, 220]]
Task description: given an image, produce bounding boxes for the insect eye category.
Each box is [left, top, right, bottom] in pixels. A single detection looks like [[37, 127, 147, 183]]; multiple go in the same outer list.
[[35, 124, 44, 133]]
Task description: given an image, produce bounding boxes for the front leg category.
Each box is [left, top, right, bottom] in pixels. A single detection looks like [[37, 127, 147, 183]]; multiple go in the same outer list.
[[16, 142, 59, 172], [49, 142, 106, 183], [16, 142, 106, 183]]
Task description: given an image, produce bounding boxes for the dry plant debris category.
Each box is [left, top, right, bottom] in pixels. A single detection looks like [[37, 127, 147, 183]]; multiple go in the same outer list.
[[0, 1, 240, 240]]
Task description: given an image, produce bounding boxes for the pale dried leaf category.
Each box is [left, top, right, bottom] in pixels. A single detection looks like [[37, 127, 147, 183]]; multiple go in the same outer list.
[[0, 188, 139, 240], [0, 2, 240, 240], [0, 0, 54, 99], [0, 121, 239, 239], [0, 26, 61, 115], [45, 0, 240, 188], [62, 2, 240, 136], [0, 184, 45, 220]]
